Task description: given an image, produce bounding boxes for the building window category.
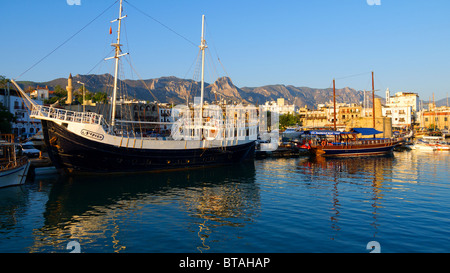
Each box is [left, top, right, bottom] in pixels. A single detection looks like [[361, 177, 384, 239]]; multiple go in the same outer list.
[[425, 118, 428, 122]]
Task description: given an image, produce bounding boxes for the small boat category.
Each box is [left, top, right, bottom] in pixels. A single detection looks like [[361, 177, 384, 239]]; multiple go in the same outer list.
[[413, 136, 450, 151], [307, 128, 401, 157], [282, 127, 302, 139], [410, 142, 436, 151], [0, 135, 31, 188]]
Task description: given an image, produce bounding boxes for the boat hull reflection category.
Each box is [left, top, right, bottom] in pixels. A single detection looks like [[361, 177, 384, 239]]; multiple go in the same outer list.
[[30, 162, 259, 253]]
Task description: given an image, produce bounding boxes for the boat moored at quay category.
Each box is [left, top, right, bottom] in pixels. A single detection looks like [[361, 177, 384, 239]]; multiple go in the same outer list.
[[0, 134, 31, 188], [307, 128, 401, 157], [306, 74, 401, 157], [10, 1, 278, 175]]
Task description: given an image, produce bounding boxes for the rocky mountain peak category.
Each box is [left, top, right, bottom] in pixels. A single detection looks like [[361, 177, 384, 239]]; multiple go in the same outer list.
[[16, 74, 373, 109]]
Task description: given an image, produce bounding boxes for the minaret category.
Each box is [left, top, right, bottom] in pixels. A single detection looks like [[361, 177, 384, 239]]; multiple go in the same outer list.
[[66, 73, 73, 105]]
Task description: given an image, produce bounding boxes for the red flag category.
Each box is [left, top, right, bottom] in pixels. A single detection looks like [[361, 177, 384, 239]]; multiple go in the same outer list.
[[109, 26, 112, 35]]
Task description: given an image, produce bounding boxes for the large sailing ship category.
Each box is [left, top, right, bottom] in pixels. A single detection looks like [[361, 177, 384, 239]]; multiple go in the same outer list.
[[11, 1, 262, 174]]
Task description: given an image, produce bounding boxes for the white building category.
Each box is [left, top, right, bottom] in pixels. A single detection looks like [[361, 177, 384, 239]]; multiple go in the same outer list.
[[383, 89, 419, 128], [385, 89, 419, 112], [262, 98, 296, 115], [0, 86, 43, 139], [382, 106, 412, 128], [158, 103, 172, 131], [30, 86, 50, 101]]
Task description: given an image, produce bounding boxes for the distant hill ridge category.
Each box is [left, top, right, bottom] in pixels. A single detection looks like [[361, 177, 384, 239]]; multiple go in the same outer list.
[[16, 73, 387, 109]]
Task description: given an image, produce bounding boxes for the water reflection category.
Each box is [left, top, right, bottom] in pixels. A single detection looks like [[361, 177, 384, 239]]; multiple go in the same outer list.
[[0, 187, 29, 232], [297, 155, 395, 241], [28, 162, 259, 253], [2, 150, 449, 253]]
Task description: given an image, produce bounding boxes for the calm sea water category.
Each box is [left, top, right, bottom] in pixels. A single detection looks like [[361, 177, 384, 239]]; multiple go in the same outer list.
[[0, 150, 449, 253]]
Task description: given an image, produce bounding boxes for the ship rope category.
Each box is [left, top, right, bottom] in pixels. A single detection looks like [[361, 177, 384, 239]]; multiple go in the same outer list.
[[205, 20, 230, 79], [124, 0, 197, 48], [14, 0, 119, 81]]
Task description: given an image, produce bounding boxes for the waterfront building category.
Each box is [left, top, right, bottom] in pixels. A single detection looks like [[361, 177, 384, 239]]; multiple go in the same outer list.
[[0, 87, 43, 139], [382, 88, 419, 129], [418, 105, 450, 130], [339, 104, 362, 122], [303, 109, 329, 128], [382, 106, 413, 129], [158, 103, 173, 132], [385, 89, 419, 112], [296, 106, 308, 126], [261, 98, 296, 115], [345, 98, 392, 138]]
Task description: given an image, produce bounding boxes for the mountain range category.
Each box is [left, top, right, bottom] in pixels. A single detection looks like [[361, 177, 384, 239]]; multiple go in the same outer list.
[[16, 73, 380, 109]]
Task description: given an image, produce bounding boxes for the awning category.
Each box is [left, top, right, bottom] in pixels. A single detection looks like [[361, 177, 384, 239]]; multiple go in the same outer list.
[[305, 130, 344, 135], [351, 128, 382, 135]]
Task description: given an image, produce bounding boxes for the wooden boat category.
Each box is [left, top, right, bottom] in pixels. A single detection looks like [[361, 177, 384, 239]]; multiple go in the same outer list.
[[307, 74, 400, 157], [307, 129, 401, 157], [0, 135, 31, 188]]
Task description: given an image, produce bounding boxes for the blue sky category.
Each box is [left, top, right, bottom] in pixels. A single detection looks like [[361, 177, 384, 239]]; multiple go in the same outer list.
[[2, 0, 450, 101]]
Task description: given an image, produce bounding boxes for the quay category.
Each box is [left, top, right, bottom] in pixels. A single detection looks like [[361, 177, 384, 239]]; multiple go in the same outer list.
[[27, 152, 57, 179]]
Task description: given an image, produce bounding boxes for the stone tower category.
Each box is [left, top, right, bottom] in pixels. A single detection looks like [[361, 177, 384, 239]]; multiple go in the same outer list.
[[66, 73, 73, 104]]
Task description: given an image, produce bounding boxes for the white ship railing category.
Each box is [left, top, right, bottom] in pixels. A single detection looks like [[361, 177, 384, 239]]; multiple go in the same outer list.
[[30, 105, 105, 126]]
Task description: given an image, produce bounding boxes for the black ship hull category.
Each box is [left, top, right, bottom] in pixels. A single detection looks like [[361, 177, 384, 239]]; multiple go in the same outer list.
[[42, 120, 255, 174]]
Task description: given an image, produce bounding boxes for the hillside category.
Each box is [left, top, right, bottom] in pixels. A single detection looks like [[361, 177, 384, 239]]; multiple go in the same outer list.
[[16, 74, 375, 109]]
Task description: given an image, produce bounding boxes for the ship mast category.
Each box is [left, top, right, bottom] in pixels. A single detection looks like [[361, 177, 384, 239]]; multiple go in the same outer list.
[[372, 71, 375, 138], [333, 78, 336, 131], [199, 15, 207, 121], [106, 0, 128, 129]]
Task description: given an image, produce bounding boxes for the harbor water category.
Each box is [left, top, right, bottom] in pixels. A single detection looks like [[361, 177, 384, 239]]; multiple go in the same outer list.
[[0, 150, 449, 253]]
